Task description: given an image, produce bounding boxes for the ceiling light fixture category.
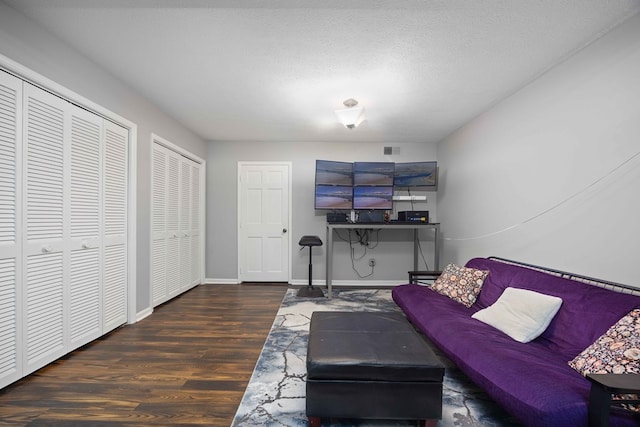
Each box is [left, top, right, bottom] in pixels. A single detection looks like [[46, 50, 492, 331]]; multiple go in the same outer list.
[[334, 98, 365, 129]]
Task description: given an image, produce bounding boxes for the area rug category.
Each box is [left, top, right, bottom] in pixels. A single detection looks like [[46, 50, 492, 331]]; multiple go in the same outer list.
[[231, 288, 521, 427]]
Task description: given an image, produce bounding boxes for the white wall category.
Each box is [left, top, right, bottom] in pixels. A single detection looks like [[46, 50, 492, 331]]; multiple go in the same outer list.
[[0, 2, 209, 314], [437, 12, 640, 287], [206, 141, 438, 284]]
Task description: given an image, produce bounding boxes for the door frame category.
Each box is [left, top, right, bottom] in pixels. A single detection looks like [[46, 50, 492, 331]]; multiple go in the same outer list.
[[237, 161, 292, 283]]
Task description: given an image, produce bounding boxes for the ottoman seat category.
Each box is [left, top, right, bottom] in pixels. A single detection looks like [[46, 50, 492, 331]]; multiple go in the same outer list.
[[306, 311, 444, 426]]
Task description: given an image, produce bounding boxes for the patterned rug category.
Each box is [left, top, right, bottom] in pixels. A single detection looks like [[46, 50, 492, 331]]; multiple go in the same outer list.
[[231, 288, 521, 427]]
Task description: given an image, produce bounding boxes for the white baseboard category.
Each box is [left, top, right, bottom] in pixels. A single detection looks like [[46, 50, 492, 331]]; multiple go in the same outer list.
[[205, 278, 408, 287], [290, 279, 407, 287], [135, 307, 153, 323], [204, 277, 241, 285]]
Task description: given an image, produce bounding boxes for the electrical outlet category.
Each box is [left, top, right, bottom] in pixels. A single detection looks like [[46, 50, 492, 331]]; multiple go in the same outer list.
[[368, 258, 376, 267]]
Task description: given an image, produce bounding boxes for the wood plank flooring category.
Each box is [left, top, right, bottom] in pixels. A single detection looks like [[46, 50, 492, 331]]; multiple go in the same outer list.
[[0, 284, 289, 426]]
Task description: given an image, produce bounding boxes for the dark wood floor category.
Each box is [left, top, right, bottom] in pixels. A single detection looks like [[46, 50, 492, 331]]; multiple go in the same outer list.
[[0, 284, 289, 426]]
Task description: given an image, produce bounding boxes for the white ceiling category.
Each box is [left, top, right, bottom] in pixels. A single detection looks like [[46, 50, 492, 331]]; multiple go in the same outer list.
[[5, 0, 640, 144]]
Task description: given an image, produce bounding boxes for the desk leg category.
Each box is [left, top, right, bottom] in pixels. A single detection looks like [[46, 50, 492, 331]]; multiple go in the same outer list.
[[326, 226, 333, 299], [413, 229, 418, 271], [434, 226, 439, 270]]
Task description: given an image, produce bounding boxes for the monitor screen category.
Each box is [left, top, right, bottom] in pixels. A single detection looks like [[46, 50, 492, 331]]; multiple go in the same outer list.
[[393, 161, 437, 187], [315, 160, 353, 186], [353, 186, 393, 210], [353, 162, 395, 186], [314, 185, 353, 210]]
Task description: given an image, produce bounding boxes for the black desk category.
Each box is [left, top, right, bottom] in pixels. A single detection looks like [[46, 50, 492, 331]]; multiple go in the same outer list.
[[325, 222, 440, 298]]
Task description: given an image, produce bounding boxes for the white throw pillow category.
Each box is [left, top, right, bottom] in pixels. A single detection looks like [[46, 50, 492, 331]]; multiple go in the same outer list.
[[471, 287, 563, 343]]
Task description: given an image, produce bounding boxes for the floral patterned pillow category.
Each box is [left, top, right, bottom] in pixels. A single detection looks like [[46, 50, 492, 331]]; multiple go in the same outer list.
[[569, 309, 640, 376], [568, 309, 640, 413], [431, 263, 489, 308]]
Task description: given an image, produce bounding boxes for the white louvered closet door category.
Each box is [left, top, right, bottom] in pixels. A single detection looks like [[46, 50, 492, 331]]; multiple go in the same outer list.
[[190, 161, 202, 286], [0, 70, 130, 389], [22, 83, 68, 374], [151, 141, 202, 307], [103, 121, 128, 333], [165, 150, 181, 300], [179, 157, 192, 291], [151, 143, 168, 306], [0, 71, 22, 389], [69, 105, 103, 348]]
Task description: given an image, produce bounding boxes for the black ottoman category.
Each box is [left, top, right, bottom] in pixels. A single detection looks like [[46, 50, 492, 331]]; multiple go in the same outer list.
[[306, 311, 444, 427]]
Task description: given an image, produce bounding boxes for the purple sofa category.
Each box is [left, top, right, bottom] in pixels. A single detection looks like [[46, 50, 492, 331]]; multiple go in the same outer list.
[[392, 257, 640, 427]]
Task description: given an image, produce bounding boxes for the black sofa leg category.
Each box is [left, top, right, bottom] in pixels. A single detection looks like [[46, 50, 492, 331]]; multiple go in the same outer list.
[[588, 382, 611, 427]]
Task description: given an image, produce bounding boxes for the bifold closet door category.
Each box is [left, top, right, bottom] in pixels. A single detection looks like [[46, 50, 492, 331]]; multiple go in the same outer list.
[[68, 105, 103, 349], [22, 82, 128, 375], [165, 150, 181, 299], [0, 70, 128, 389], [180, 156, 202, 291], [102, 121, 128, 333], [189, 161, 201, 287], [151, 143, 201, 307], [151, 145, 183, 305], [0, 71, 22, 389], [151, 143, 168, 306], [22, 83, 68, 374]]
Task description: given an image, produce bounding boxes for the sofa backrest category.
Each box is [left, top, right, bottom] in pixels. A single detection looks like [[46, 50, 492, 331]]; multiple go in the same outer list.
[[465, 257, 640, 359]]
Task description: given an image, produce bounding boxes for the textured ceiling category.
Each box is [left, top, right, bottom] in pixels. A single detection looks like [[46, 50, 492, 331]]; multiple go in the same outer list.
[[4, 0, 640, 143]]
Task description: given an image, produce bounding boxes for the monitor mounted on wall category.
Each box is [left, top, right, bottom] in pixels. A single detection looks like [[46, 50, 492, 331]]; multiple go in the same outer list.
[[353, 162, 395, 186], [315, 159, 353, 186], [393, 161, 437, 187], [314, 185, 353, 210], [353, 186, 393, 210]]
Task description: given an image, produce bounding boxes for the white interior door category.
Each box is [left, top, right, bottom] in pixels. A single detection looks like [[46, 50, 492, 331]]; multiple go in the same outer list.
[[238, 162, 291, 283]]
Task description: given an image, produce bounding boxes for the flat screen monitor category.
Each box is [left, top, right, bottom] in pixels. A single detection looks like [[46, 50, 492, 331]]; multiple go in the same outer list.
[[353, 162, 395, 186], [314, 185, 353, 210], [393, 161, 437, 187], [315, 160, 353, 186], [353, 186, 393, 210]]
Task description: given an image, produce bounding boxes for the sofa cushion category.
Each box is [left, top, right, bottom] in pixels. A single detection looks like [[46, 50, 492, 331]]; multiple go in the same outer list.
[[465, 258, 640, 360], [569, 309, 640, 376], [472, 287, 563, 343], [431, 263, 488, 308]]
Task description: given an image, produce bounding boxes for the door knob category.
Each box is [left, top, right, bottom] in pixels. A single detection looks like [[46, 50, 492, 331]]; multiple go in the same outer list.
[[282, 228, 287, 233]]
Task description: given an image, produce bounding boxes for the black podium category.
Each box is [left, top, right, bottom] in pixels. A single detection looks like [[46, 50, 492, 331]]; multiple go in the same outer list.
[[298, 235, 324, 298]]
